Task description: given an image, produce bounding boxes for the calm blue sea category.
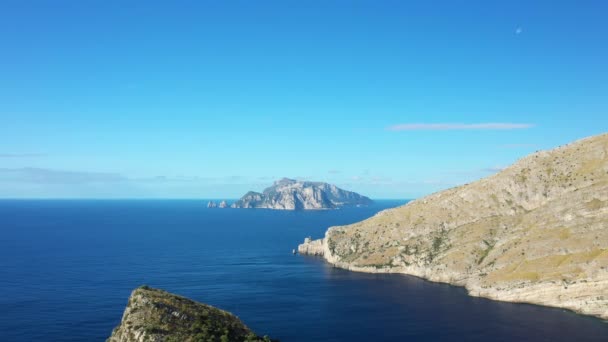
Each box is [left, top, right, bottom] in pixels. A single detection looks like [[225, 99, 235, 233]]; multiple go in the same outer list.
[[0, 200, 607, 341]]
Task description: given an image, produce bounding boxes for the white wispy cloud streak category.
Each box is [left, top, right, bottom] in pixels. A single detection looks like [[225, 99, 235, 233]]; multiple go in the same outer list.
[[0, 167, 256, 185], [500, 143, 537, 148], [387, 123, 534, 131], [0, 153, 46, 158], [0, 167, 126, 184]]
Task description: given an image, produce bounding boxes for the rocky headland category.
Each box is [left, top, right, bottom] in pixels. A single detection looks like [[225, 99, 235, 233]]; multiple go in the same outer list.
[[231, 178, 372, 210], [107, 286, 274, 342], [299, 133, 608, 320]]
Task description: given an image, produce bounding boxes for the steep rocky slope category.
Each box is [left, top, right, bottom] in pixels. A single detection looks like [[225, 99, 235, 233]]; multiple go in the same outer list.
[[299, 133, 608, 319], [108, 286, 273, 342], [232, 178, 372, 210]]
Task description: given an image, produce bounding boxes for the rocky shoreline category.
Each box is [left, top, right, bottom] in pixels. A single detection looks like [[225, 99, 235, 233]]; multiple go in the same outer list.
[[298, 236, 608, 320]]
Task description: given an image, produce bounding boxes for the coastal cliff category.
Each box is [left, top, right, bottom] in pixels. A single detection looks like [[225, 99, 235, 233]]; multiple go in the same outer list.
[[297, 237, 325, 256], [232, 178, 372, 210], [299, 133, 608, 320], [107, 286, 273, 342]]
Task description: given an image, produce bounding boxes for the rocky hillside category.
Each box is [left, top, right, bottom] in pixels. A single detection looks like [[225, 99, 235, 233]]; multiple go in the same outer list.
[[299, 133, 608, 320], [107, 286, 273, 342], [231, 178, 372, 210]]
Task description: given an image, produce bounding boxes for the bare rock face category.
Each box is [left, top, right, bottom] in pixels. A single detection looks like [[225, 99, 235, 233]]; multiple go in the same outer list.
[[107, 286, 273, 342], [300, 133, 608, 320], [231, 178, 372, 210], [298, 237, 325, 256], [231, 192, 264, 209]]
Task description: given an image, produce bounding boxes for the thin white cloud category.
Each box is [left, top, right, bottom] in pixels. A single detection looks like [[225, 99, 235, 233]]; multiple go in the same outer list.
[[257, 176, 274, 181], [0, 153, 46, 158], [500, 143, 537, 149], [0, 167, 256, 185], [515, 27, 523, 35], [387, 123, 534, 131], [0, 167, 125, 184], [347, 173, 393, 185]]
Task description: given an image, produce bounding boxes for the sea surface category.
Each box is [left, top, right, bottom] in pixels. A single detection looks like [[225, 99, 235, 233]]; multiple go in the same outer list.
[[1, 200, 607, 341]]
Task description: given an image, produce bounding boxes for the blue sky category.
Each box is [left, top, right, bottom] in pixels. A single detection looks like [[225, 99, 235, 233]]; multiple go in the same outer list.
[[1, 0, 607, 199]]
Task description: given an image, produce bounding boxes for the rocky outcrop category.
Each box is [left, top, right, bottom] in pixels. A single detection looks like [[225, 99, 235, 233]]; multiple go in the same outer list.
[[231, 178, 372, 210], [232, 192, 264, 209], [107, 286, 273, 342], [300, 133, 608, 320], [218, 200, 229, 208], [207, 201, 218, 208], [297, 237, 325, 256]]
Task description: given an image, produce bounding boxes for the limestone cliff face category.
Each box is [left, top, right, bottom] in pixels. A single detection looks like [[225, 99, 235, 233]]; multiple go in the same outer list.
[[231, 178, 372, 210], [299, 133, 608, 320], [297, 237, 325, 256], [107, 286, 273, 342]]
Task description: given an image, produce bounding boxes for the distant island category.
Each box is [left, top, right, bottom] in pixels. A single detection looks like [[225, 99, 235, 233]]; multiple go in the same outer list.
[[231, 178, 372, 210]]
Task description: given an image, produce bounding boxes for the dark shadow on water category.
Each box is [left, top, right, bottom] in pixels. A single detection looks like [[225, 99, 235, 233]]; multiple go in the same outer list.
[[292, 256, 608, 342]]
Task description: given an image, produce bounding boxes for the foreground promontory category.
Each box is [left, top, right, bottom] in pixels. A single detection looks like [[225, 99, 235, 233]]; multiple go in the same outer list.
[[107, 286, 274, 342], [232, 178, 372, 210], [299, 133, 608, 320]]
